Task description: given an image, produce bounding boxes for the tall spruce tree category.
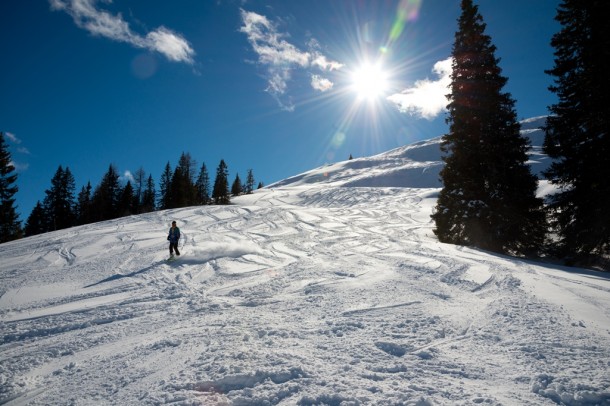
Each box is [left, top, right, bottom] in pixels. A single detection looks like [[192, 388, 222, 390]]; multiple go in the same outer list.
[[117, 180, 136, 216], [195, 162, 210, 205], [431, 0, 545, 256], [245, 169, 255, 194], [43, 166, 76, 231], [0, 132, 22, 242], [24, 201, 45, 236], [212, 159, 230, 205], [543, 0, 610, 263], [141, 175, 156, 213], [170, 153, 196, 208], [76, 182, 93, 225], [159, 162, 173, 210], [92, 165, 121, 221], [133, 167, 146, 213], [231, 173, 243, 197]]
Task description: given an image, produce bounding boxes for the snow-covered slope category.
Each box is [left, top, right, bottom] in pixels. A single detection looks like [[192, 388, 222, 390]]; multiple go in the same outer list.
[[1, 117, 609, 405], [271, 116, 553, 193]]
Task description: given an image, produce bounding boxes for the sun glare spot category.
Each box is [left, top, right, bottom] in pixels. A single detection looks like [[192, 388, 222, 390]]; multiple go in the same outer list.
[[351, 63, 389, 101]]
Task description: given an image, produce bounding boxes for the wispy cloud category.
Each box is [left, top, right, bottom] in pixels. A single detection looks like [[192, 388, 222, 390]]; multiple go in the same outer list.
[[239, 9, 343, 111], [387, 57, 452, 120], [49, 0, 195, 64], [10, 161, 29, 172], [4, 132, 30, 171], [5, 132, 21, 144]]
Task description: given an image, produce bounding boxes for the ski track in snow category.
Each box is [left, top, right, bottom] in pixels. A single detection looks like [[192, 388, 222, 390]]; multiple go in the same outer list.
[[2, 123, 610, 405]]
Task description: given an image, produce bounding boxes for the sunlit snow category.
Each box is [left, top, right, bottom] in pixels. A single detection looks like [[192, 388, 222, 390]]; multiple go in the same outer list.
[[1, 117, 609, 405]]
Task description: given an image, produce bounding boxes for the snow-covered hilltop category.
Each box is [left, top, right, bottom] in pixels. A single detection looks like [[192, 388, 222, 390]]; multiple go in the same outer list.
[[271, 116, 553, 190], [1, 117, 609, 405]]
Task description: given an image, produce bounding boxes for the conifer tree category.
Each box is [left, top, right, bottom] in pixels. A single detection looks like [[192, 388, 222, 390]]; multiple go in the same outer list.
[[231, 173, 243, 197], [257, 182, 264, 189], [24, 201, 45, 237], [141, 175, 156, 213], [159, 162, 173, 210], [92, 165, 121, 221], [133, 167, 146, 213], [245, 169, 255, 195], [170, 153, 197, 208], [117, 181, 136, 216], [0, 132, 22, 242], [543, 0, 610, 263], [43, 166, 76, 231], [195, 162, 210, 205], [212, 159, 230, 205], [76, 182, 93, 225], [431, 0, 545, 256]]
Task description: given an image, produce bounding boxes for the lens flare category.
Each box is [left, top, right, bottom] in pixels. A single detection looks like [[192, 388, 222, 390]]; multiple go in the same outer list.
[[390, 0, 422, 41]]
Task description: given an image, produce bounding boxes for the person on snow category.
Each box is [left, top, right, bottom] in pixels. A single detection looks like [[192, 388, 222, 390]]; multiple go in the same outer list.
[[167, 221, 181, 257]]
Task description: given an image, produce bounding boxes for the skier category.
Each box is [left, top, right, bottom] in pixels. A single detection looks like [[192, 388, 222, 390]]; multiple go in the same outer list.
[[167, 220, 181, 258]]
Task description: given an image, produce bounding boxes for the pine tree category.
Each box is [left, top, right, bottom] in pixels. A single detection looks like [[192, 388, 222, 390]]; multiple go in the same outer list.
[[212, 159, 230, 205], [257, 182, 264, 189], [133, 167, 146, 213], [245, 169, 255, 194], [117, 181, 136, 216], [195, 162, 210, 205], [43, 166, 76, 231], [543, 0, 610, 263], [231, 173, 243, 197], [0, 132, 22, 242], [159, 162, 173, 210], [92, 165, 121, 221], [141, 175, 156, 213], [431, 0, 545, 256], [76, 182, 93, 225], [170, 153, 197, 208], [24, 201, 45, 237]]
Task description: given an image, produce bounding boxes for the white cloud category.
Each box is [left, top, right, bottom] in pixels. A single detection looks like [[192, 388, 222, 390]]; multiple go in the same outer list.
[[9, 160, 29, 172], [4, 132, 21, 144], [311, 75, 333, 92], [311, 54, 343, 72], [239, 9, 343, 109], [121, 170, 135, 184], [49, 0, 195, 64], [387, 57, 452, 120]]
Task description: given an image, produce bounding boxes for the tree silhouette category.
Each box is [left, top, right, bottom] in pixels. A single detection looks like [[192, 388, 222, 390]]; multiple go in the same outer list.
[[141, 175, 156, 213], [24, 201, 45, 237], [159, 162, 173, 210], [92, 165, 121, 221], [245, 169, 255, 194], [76, 182, 93, 225], [195, 162, 211, 205], [543, 0, 610, 263], [432, 0, 545, 256], [0, 132, 22, 241], [43, 166, 76, 231], [212, 159, 230, 205]]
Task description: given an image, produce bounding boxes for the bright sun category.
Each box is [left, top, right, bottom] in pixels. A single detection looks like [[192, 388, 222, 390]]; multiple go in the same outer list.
[[350, 63, 389, 101]]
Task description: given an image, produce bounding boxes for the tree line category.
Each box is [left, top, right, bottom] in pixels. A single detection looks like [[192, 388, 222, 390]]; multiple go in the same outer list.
[[1, 0, 608, 269], [0, 147, 262, 239]]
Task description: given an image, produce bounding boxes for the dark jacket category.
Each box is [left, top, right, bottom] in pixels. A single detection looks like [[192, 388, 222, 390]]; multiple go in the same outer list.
[[168, 227, 181, 243]]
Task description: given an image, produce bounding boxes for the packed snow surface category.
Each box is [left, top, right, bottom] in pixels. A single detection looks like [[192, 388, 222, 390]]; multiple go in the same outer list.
[[1, 118, 609, 405]]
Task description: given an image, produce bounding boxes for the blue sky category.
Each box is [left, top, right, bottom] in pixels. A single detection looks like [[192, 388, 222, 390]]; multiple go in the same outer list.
[[1, 0, 559, 222]]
